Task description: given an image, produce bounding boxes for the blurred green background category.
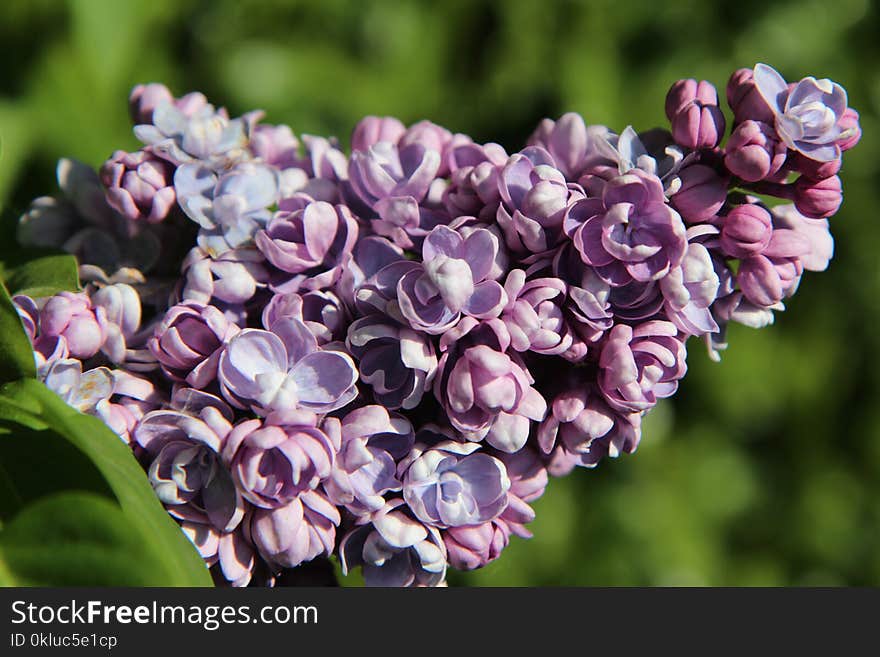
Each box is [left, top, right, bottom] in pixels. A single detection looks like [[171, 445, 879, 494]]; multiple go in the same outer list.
[[1, 0, 878, 586]]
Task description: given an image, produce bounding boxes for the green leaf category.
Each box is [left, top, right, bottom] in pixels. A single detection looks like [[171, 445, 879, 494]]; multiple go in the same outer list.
[[2, 252, 79, 298], [0, 491, 191, 586], [0, 379, 213, 586], [0, 283, 36, 383]]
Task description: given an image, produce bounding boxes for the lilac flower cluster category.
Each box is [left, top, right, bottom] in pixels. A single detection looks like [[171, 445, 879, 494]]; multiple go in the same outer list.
[[14, 65, 859, 586]]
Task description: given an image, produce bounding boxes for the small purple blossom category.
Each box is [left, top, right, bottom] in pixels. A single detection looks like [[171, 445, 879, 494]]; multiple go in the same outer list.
[[397, 225, 507, 334], [753, 63, 851, 163], [100, 149, 177, 225], [340, 500, 447, 587], [598, 321, 687, 412], [223, 410, 333, 508], [217, 318, 358, 415], [401, 440, 510, 527]]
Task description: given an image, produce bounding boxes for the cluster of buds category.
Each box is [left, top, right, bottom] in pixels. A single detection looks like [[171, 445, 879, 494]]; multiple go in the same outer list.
[[14, 63, 859, 586]]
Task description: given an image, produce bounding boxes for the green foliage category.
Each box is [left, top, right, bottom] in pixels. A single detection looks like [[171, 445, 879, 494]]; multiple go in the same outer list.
[[0, 283, 36, 382], [0, 0, 878, 586], [0, 379, 213, 586]]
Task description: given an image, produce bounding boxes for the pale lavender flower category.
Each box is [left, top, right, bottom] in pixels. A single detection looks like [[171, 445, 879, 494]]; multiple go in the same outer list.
[[736, 228, 811, 307], [249, 124, 300, 169], [753, 63, 850, 162], [598, 321, 687, 412], [262, 290, 349, 345], [175, 161, 279, 255], [401, 440, 510, 528], [397, 225, 507, 334], [217, 317, 358, 415], [771, 204, 833, 272], [223, 410, 332, 508], [434, 340, 546, 440], [41, 358, 114, 415], [659, 241, 720, 336], [340, 499, 447, 587], [250, 489, 340, 569], [90, 283, 146, 365], [96, 370, 162, 444], [181, 246, 268, 305], [349, 140, 443, 248], [346, 315, 438, 410], [134, 96, 253, 167], [324, 406, 414, 515], [441, 140, 507, 219], [351, 116, 406, 153]]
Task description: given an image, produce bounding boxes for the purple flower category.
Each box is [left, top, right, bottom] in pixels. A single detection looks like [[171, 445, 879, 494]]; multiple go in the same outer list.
[[771, 204, 833, 272], [501, 269, 578, 356], [340, 500, 447, 587], [255, 200, 357, 291], [538, 383, 641, 470], [496, 148, 572, 254], [223, 411, 333, 508], [736, 228, 811, 307], [41, 358, 114, 415], [397, 226, 507, 334], [665, 79, 726, 150], [598, 321, 687, 412], [149, 301, 239, 388], [324, 405, 414, 515], [250, 489, 340, 569], [443, 446, 548, 569], [351, 115, 406, 153], [181, 520, 255, 587], [134, 96, 252, 167], [565, 169, 687, 284], [724, 120, 787, 182], [659, 241, 720, 336], [753, 63, 850, 162], [217, 317, 358, 415], [100, 149, 176, 225], [401, 440, 510, 528], [40, 291, 107, 359], [249, 124, 300, 169], [175, 161, 279, 255], [443, 521, 508, 571], [346, 315, 438, 410], [349, 140, 442, 248], [441, 140, 507, 219], [129, 83, 176, 125], [181, 246, 268, 306], [90, 283, 145, 365], [435, 340, 546, 440], [96, 370, 162, 444], [527, 112, 594, 181], [262, 290, 349, 345], [134, 390, 244, 533]]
